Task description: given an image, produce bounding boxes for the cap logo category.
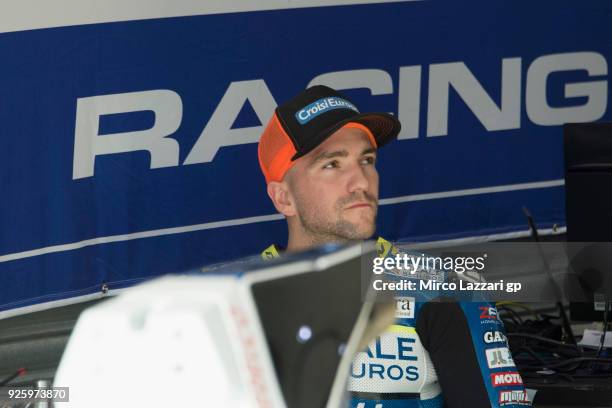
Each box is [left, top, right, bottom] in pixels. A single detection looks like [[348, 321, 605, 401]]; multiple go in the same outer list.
[[295, 97, 359, 125]]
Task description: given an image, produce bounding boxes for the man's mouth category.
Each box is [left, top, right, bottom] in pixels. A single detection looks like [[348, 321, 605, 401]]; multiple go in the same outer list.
[[345, 202, 372, 209]]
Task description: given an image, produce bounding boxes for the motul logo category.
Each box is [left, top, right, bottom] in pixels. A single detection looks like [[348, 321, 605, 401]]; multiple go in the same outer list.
[[491, 371, 523, 387]]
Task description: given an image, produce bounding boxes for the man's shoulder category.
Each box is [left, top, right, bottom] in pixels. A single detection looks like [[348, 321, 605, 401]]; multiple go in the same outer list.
[[261, 237, 396, 261], [374, 236, 399, 258], [261, 244, 281, 260]]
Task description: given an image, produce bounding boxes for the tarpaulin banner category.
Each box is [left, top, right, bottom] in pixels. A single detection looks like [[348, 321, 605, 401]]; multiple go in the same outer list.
[[1, 0, 610, 314]]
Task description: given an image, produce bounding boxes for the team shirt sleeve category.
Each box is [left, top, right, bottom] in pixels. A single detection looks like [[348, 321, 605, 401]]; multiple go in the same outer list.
[[416, 300, 532, 408]]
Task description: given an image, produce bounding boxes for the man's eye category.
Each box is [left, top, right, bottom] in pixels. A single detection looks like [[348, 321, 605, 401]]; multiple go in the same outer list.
[[362, 156, 376, 165], [323, 160, 339, 169]]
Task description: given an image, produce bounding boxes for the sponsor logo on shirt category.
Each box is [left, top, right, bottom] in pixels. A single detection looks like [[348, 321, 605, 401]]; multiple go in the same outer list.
[[479, 305, 503, 325], [351, 335, 420, 382], [498, 390, 530, 406], [486, 347, 515, 369], [491, 371, 523, 387], [395, 297, 415, 319], [483, 330, 507, 344], [479, 306, 499, 319]]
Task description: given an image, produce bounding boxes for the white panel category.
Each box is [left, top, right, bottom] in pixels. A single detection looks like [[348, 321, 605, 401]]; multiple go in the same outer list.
[[0, 0, 423, 34]]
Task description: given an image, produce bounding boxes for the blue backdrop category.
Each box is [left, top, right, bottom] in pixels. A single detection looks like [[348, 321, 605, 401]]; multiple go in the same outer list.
[[1, 0, 610, 314]]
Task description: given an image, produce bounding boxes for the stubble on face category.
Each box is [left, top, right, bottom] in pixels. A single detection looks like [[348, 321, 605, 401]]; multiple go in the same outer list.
[[288, 174, 378, 245]]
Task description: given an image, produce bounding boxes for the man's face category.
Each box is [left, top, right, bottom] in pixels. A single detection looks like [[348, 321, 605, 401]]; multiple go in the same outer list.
[[285, 126, 379, 242]]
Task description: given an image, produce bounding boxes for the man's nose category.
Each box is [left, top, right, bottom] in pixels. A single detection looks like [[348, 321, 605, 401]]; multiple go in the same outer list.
[[347, 163, 370, 193]]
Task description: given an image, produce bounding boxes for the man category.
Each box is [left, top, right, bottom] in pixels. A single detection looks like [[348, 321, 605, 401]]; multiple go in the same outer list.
[[258, 85, 531, 407]]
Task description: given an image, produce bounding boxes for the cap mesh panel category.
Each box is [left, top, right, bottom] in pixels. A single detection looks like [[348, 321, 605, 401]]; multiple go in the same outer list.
[[258, 113, 296, 183]]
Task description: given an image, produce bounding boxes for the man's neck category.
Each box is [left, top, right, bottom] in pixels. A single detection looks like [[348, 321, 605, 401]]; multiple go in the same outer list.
[[285, 229, 350, 253]]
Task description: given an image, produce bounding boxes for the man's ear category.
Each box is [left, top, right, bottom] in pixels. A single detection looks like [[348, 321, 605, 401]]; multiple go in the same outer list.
[[267, 181, 296, 217]]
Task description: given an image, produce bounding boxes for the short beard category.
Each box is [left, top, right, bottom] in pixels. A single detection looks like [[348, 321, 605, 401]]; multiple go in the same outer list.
[[294, 192, 378, 245]]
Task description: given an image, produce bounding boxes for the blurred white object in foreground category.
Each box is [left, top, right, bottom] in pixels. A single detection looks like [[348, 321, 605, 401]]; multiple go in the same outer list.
[[54, 243, 387, 408], [54, 274, 283, 407]]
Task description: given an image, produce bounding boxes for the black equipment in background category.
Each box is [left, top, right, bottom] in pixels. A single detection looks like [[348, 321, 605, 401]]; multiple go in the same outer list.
[[522, 206, 576, 346], [564, 122, 612, 322]]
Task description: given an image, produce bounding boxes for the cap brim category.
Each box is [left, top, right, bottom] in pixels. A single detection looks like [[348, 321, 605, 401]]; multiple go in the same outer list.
[[291, 112, 401, 160]]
